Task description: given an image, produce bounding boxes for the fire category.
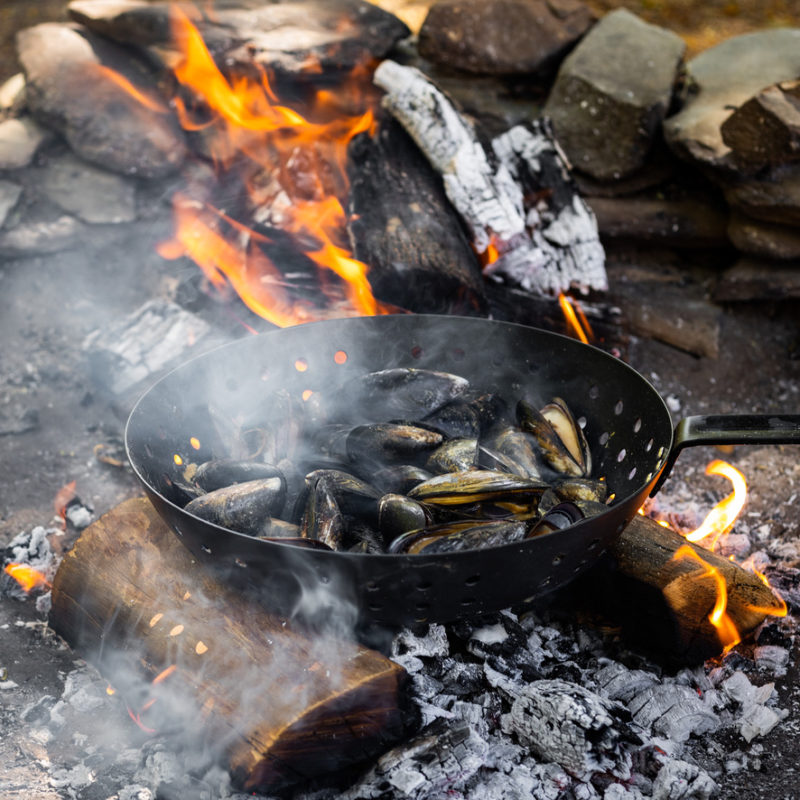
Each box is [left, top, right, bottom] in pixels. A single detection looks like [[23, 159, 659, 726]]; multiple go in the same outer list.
[[685, 460, 747, 547], [558, 293, 593, 344], [151, 5, 386, 325], [4, 563, 51, 593], [672, 544, 741, 652], [53, 479, 77, 526]]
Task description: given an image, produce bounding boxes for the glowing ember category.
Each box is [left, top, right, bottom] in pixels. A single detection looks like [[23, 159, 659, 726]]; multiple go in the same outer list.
[[685, 460, 747, 547], [152, 664, 178, 685], [672, 544, 741, 652], [558, 293, 593, 344], [4, 563, 51, 593], [173, 454, 184, 466], [53, 479, 77, 526]]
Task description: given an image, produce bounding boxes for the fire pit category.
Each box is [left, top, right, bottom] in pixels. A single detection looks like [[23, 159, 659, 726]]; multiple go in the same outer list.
[[2, 1, 800, 799]]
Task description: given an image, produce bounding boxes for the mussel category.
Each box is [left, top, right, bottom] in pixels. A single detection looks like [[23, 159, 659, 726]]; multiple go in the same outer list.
[[346, 423, 444, 466], [193, 459, 285, 492], [425, 438, 479, 474], [184, 477, 287, 535], [389, 519, 530, 555], [408, 470, 547, 507]]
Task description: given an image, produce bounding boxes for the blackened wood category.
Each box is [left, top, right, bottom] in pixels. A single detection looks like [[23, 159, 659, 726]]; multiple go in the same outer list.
[[565, 513, 783, 664], [347, 118, 486, 315], [373, 60, 607, 296], [49, 497, 411, 793], [68, 0, 410, 80]]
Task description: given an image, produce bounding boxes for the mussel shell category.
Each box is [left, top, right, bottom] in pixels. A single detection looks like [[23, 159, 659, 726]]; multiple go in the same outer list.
[[408, 469, 547, 506], [422, 401, 481, 439], [389, 519, 529, 555], [553, 477, 607, 504], [304, 469, 381, 524], [378, 493, 431, 543], [516, 398, 585, 477], [541, 397, 592, 476], [425, 438, 479, 474], [373, 464, 434, 495], [256, 517, 302, 539], [344, 368, 470, 422], [483, 427, 543, 480], [300, 478, 344, 550], [346, 423, 444, 466], [184, 477, 287, 535], [193, 459, 285, 492], [527, 502, 584, 537]]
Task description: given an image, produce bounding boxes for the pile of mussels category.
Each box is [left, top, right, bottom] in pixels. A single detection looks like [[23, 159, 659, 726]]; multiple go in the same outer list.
[[176, 368, 609, 555]]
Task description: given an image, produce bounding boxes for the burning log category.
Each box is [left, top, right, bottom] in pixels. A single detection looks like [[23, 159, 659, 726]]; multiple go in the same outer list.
[[346, 116, 487, 314], [373, 60, 607, 297], [48, 497, 412, 793], [570, 513, 785, 663]]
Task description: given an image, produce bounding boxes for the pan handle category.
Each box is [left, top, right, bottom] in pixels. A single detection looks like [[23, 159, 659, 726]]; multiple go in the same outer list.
[[649, 414, 800, 496]]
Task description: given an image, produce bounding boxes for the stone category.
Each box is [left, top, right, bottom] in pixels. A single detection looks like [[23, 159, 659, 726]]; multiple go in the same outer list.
[[0, 117, 50, 170], [721, 81, 800, 172], [34, 152, 136, 224], [714, 259, 800, 302], [16, 22, 187, 179], [0, 214, 84, 257], [544, 8, 685, 180], [663, 29, 800, 172], [0, 180, 22, 229], [587, 195, 728, 249], [0, 73, 26, 114], [68, 0, 410, 79], [721, 162, 800, 227], [417, 0, 595, 76], [727, 210, 800, 260]]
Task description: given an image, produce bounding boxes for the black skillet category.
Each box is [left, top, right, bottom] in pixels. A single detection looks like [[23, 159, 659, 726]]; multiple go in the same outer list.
[[125, 315, 800, 629]]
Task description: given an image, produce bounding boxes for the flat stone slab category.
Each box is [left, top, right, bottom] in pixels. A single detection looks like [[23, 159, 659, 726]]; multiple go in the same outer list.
[[0, 180, 22, 229], [721, 162, 800, 226], [544, 8, 685, 180], [663, 29, 800, 171], [417, 0, 595, 76], [68, 0, 410, 78], [0, 214, 85, 257], [34, 153, 136, 224], [714, 257, 800, 302], [16, 22, 187, 179], [727, 210, 800, 260], [0, 117, 50, 170]]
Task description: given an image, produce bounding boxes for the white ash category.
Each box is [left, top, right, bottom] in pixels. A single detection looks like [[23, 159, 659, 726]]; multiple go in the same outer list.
[[1, 525, 60, 598]]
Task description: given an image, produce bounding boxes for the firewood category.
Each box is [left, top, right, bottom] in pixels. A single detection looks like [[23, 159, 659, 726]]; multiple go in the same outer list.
[[372, 60, 607, 297], [346, 117, 486, 315], [48, 497, 411, 793], [566, 513, 785, 663]]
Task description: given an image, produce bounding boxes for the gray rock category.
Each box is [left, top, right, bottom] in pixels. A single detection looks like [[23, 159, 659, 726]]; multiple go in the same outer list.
[[0, 213, 84, 257], [16, 22, 186, 179], [544, 8, 685, 180], [721, 80, 800, 171], [727, 209, 800, 260], [663, 29, 800, 171], [0, 117, 50, 170], [0, 180, 22, 229], [722, 162, 800, 226], [418, 0, 595, 76], [35, 152, 136, 224], [714, 257, 800, 303], [68, 0, 410, 79]]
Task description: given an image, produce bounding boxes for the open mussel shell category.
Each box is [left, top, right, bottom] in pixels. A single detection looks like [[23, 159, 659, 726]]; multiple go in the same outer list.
[[184, 477, 287, 536], [483, 426, 543, 480], [193, 458, 285, 492], [516, 398, 590, 477], [553, 477, 607, 504], [408, 469, 547, 506], [389, 519, 530, 555], [300, 477, 344, 550]]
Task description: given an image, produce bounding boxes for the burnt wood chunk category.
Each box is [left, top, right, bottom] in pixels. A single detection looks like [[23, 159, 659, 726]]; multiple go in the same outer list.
[[16, 22, 186, 178], [48, 497, 411, 793], [68, 0, 410, 79], [347, 118, 487, 315], [570, 513, 784, 664]]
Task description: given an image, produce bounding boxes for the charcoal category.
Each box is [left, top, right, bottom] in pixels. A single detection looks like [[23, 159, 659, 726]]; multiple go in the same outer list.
[[650, 759, 717, 799], [439, 661, 485, 696], [627, 685, 720, 743], [753, 644, 790, 676], [392, 623, 450, 661]]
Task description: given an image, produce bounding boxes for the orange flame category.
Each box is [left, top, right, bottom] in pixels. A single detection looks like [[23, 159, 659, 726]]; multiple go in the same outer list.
[[148, 6, 385, 324], [558, 293, 593, 344], [4, 563, 51, 592], [93, 64, 168, 113], [672, 544, 741, 652], [685, 460, 747, 546], [53, 479, 77, 526]]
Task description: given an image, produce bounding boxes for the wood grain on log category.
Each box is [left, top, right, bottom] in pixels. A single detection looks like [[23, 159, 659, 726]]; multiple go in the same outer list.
[[49, 497, 411, 793], [568, 513, 784, 663]]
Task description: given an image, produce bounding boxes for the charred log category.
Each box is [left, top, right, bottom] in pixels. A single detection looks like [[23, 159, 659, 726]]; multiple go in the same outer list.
[[347, 117, 487, 315], [48, 497, 412, 793]]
